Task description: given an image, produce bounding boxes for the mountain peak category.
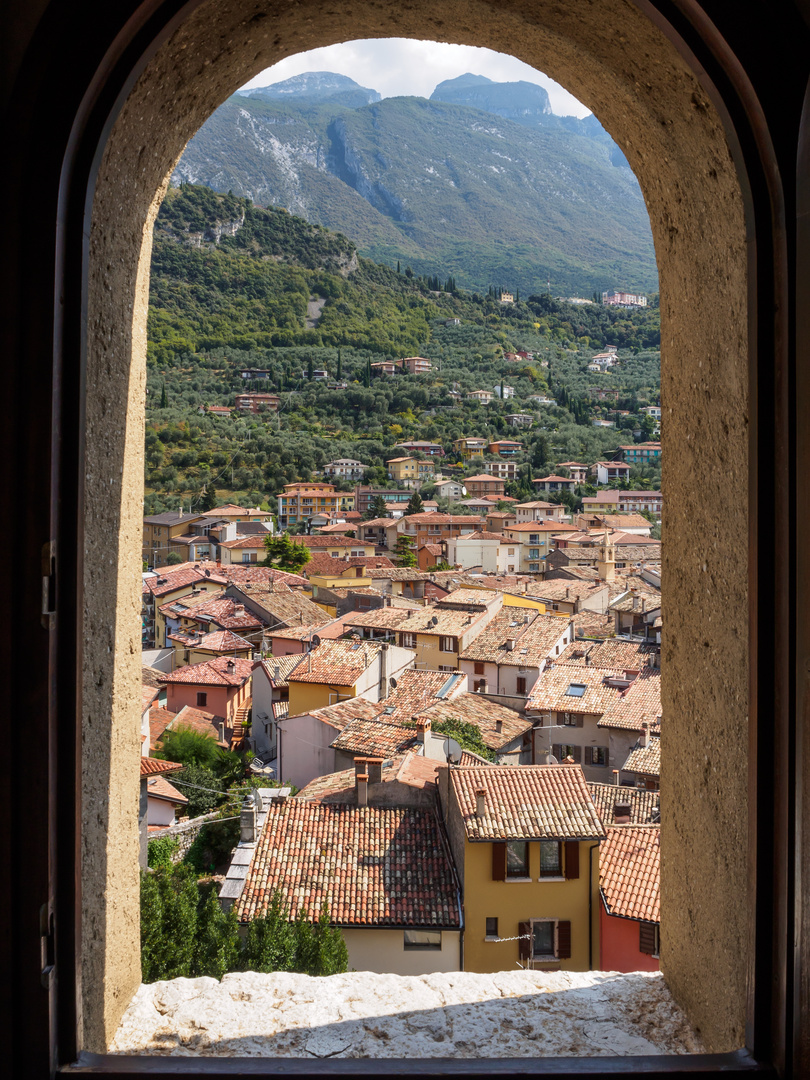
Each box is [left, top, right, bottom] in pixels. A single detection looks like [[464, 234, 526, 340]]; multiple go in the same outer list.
[[430, 75, 552, 118], [237, 71, 381, 107]]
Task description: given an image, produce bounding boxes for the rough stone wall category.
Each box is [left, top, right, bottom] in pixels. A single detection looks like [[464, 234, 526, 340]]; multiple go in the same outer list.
[[84, 0, 748, 1053], [149, 813, 221, 862]]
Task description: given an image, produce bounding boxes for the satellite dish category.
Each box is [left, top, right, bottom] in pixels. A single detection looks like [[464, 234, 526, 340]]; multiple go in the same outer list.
[[461, 487, 467, 496], [389, 677, 398, 690], [311, 634, 321, 648], [431, 615, 439, 626], [546, 754, 559, 765], [442, 737, 463, 765]]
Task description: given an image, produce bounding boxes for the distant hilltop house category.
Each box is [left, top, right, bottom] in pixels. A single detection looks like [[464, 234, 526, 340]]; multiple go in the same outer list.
[[565, 297, 595, 305], [399, 356, 432, 375], [602, 290, 648, 308], [323, 459, 366, 480], [234, 392, 280, 413], [467, 389, 494, 404], [493, 385, 515, 399], [500, 291, 514, 304], [506, 413, 535, 427], [240, 368, 271, 380]]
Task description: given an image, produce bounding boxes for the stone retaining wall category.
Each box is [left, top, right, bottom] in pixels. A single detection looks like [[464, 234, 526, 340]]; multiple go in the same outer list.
[[150, 813, 219, 861]]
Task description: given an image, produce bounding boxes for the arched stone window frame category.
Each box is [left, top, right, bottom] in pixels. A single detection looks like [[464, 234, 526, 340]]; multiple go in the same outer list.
[[4, 0, 807, 1074]]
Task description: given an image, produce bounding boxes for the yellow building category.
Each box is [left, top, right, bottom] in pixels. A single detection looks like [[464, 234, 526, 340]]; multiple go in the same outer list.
[[387, 456, 418, 483], [142, 510, 207, 564], [167, 628, 254, 668], [453, 437, 487, 460], [439, 764, 605, 973], [277, 482, 342, 527]]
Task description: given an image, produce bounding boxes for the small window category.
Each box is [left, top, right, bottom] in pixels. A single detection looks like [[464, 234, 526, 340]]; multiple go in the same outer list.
[[506, 840, 529, 878], [403, 930, 442, 950], [400, 632, 416, 649], [562, 712, 578, 726], [196, 691, 207, 707], [539, 841, 562, 877], [566, 683, 587, 697], [592, 746, 609, 766], [440, 636, 456, 652], [485, 917, 498, 939], [474, 662, 485, 675], [516, 677, 527, 694]]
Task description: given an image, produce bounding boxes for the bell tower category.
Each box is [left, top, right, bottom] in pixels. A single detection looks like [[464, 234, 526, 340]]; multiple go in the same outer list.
[[597, 530, 616, 582]]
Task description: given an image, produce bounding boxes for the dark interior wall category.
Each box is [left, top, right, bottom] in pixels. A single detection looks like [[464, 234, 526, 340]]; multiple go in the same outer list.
[[3, 0, 810, 1072]]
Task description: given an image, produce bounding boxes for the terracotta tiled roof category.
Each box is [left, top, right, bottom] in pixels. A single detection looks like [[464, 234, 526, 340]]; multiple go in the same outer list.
[[255, 654, 305, 688], [587, 783, 660, 826], [148, 706, 175, 747], [525, 580, 608, 602], [459, 610, 569, 667], [450, 764, 606, 840], [376, 669, 467, 719], [142, 685, 160, 713], [598, 672, 662, 732], [402, 513, 485, 526], [139, 757, 184, 778], [296, 759, 406, 801], [229, 582, 330, 627], [297, 534, 367, 548], [347, 604, 489, 638], [165, 705, 229, 746], [302, 552, 351, 576], [168, 628, 253, 653], [622, 737, 662, 776], [600, 825, 660, 922], [270, 614, 355, 641], [208, 504, 272, 517], [609, 589, 662, 614], [272, 700, 289, 721], [330, 717, 419, 756], [180, 595, 265, 632], [557, 640, 660, 671], [235, 802, 461, 928], [287, 639, 383, 686], [283, 697, 381, 729], [505, 521, 578, 533], [525, 664, 629, 716], [360, 517, 398, 528], [144, 566, 228, 598], [418, 693, 532, 751], [436, 588, 497, 608], [366, 566, 426, 581], [344, 556, 396, 569], [459, 749, 497, 767], [220, 566, 308, 587], [142, 665, 167, 690], [219, 535, 268, 550], [315, 522, 359, 535], [571, 610, 616, 638], [146, 775, 188, 805], [159, 656, 253, 687]]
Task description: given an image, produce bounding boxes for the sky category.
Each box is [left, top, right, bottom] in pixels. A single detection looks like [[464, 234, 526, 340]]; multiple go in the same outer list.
[[239, 39, 590, 118]]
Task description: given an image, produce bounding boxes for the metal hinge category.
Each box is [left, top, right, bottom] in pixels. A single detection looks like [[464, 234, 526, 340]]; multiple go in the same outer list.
[[41, 540, 56, 628], [40, 902, 55, 989]]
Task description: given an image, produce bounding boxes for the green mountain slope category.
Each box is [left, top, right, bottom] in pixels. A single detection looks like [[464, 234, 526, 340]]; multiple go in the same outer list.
[[172, 79, 656, 297]]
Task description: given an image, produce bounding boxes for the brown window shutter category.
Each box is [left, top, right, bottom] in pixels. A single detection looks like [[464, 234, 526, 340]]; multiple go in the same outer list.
[[639, 920, 657, 954], [585, 746, 593, 765], [518, 922, 531, 962], [573, 745, 582, 764], [492, 842, 506, 881], [564, 841, 580, 880], [576, 714, 584, 728], [552, 743, 562, 761], [604, 747, 610, 767], [557, 920, 571, 959]]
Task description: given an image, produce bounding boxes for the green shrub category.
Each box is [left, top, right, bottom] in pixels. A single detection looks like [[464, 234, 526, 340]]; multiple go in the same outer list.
[[147, 835, 179, 869]]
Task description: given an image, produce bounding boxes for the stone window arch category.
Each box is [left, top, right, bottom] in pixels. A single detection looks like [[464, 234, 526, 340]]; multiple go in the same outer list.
[[6, 0, 799, 1072]]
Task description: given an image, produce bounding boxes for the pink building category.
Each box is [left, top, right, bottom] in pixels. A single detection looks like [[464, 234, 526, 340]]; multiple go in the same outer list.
[[599, 825, 660, 972], [159, 656, 253, 723]]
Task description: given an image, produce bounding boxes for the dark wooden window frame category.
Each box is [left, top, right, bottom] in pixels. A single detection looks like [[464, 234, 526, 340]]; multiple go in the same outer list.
[[6, 0, 805, 1077]]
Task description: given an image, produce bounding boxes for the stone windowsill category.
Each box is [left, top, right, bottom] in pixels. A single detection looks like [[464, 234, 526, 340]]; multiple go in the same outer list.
[[110, 969, 704, 1058]]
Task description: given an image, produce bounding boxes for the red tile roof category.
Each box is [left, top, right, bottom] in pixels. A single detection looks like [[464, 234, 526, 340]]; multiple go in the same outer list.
[[297, 534, 369, 548], [303, 552, 352, 576], [622, 737, 662, 776], [330, 717, 419, 756], [587, 783, 660, 825], [600, 825, 660, 922], [235, 802, 461, 928], [165, 705, 229, 746], [296, 753, 441, 802], [159, 656, 253, 686], [450, 764, 606, 840], [557, 640, 660, 671], [283, 697, 381, 730], [148, 706, 176, 747], [139, 757, 184, 778], [418, 693, 532, 751], [168, 629, 253, 653], [598, 672, 662, 733], [219, 535, 268, 549], [146, 775, 188, 805], [459, 610, 570, 667], [287, 639, 383, 686]]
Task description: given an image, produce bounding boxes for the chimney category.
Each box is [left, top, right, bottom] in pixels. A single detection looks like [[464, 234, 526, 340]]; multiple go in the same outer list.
[[415, 716, 431, 745], [218, 721, 226, 742], [505, 637, 516, 652], [565, 587, 570, 599], [356, 771, 369, 807], [226, 659, 235, 670], [612, 769, 620, 787], [613, 801, 632, 825], [234, 604, 245, 615], [240, 794, 256, 843], [641, 722, 650, 748], [274, 666, 280, 682], [495, 719, 503, 734], [632, 596, 639, 610], [475, 788, 486, 817]]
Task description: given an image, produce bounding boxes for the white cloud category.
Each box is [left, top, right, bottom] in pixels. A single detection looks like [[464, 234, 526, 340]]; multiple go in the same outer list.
[[239, 39, 590, 118]]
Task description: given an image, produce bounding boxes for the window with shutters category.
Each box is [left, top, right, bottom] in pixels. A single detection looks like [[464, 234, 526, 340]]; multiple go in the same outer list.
[[553, 742, 582, 764], [196, 692, 207, 707], [639, 920, 660, 957], [400, 632, 416, 648], [585, 746, 610, 767], [562, 711, 580, 726], [539, 841, 561, 876], [519, 919, 572, 963], [439, 636, 456, 652], [474, 662, 485, 675], [506, 840, 529, 878]]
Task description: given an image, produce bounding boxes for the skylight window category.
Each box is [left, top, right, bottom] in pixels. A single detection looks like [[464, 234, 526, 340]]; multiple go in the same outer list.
[[566, 683, 587, 697]]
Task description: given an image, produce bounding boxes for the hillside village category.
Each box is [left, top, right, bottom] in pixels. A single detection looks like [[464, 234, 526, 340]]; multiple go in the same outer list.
[[141, 426, 663, 977]]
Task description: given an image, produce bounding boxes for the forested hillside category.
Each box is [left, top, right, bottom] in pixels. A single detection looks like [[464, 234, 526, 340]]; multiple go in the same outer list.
[[145, 184, 661, 516]]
